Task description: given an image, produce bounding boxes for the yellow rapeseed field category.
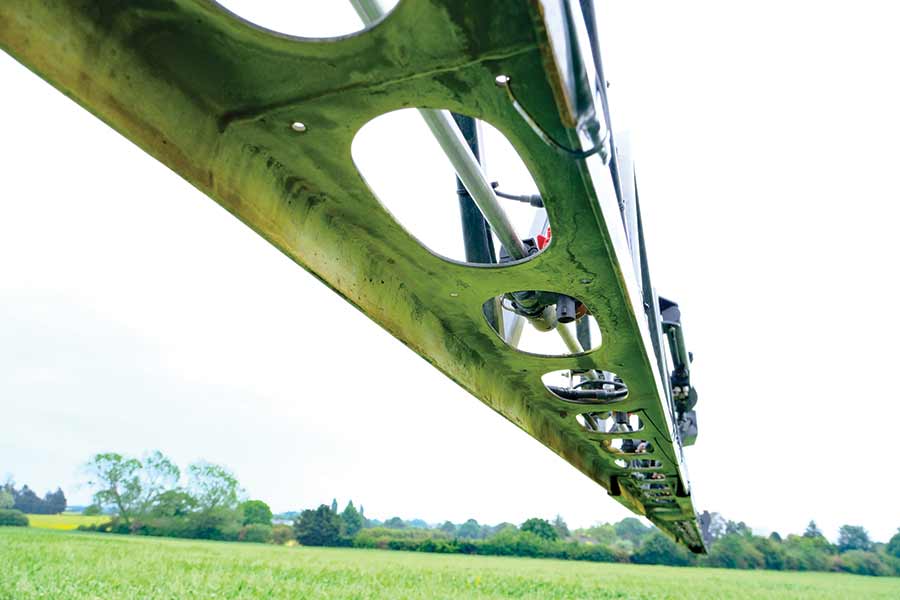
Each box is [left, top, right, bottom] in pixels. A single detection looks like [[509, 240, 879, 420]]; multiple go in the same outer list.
[[25, 513, 109, 531]]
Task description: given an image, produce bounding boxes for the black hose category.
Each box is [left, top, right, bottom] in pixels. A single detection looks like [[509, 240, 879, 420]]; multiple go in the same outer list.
[[547, 385, 628, 402]]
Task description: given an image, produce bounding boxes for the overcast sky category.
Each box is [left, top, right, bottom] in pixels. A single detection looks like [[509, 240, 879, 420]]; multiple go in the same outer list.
[[2, 1, 899, 542]]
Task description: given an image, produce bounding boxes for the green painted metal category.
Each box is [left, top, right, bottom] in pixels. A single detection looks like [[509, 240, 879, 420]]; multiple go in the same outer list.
[[0, 0, 703, 550]]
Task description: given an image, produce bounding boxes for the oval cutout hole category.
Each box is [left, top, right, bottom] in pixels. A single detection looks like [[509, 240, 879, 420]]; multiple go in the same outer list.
[[215, 0, 400, 38], [576, 412, 642, 433], [602, 438, 653, 457], [485, 292, 601, 356], [631, 460, 663, 471], [353, 110, 548, 264], [542, 368, 625, 404]]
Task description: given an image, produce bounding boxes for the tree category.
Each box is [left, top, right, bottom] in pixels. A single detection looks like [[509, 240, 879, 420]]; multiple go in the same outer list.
[[769, 531, 782, 542], [240, 500, 273, 526], [837, 525, 872, 552], [614, 517, 651, 545], [149, 489, 196, 518], [699, 511, 726, 546], [340, 501, 364, 537], [583, 523, 617, 546], [803, 520, 824, 539], [12, 485, 43, 513], [384, 516, 406, 529], [84, 451, 179, 522], [632, 531, 691, 566], [331, 498, 338, 513], [439, 521, 457, 536], [886, 528, 900, 559], [521, 518, 557, 541], [187, 462, 241, 513], [489, 522, 518, 537], [725, 520, 751, 537], [782, 534, 834, 570], [458, 518, 483, 539], [43, 488, 67, 514], [136, 451, 180, 515], [751, 535, 786, 570], [553, 514, 570, 539], [0, 490, 13, 510], [294, 505, 342, 546], [84, 453, 143, 523]]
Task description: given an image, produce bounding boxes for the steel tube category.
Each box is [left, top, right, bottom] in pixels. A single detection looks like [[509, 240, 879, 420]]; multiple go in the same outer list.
[[351, 0, 527, 260]]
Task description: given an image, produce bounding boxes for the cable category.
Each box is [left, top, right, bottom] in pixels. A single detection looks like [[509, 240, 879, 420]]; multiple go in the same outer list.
[[489, 182, 543, 207], [547, 384, 628, 402], [495, 75, 608, 161]]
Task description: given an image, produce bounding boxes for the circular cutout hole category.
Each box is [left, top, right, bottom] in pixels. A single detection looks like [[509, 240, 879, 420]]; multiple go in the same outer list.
[[215, 0, 400, 38], [485, 291, 601, 356], [542, 369, 625, 404], [353, 110, 548, 264], [575, 411, 642, 433]]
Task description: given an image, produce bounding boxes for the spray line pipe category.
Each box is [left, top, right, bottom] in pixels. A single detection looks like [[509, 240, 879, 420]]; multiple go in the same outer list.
[[350, 0, 527, 260]]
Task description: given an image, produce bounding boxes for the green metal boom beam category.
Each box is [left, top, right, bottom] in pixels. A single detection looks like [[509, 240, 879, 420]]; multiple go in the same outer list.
[[0, 0, 703, 550]]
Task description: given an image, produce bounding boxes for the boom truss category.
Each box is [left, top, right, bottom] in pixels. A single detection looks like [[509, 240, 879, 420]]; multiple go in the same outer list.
[[1, 0, 704, 550]]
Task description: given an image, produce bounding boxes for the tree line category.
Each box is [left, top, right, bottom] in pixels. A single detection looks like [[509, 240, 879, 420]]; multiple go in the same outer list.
[[291, 504, 900, 577], [0, 480, 66, 514], [3, 450, 899, 578]]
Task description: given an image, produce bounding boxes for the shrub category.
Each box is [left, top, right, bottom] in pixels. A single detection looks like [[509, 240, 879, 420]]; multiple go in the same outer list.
[[632, 531, 692, 566], [834, 550, 893, 577], [78, 517, 131, 534], [751, 536, 786, 570], [0, 509, 28, 527], [705, 534, 765, 570], [568, 542, 625, 563], [239, 524, 273, 544], [781, 535, 832, 571], [479, 529, 551, 558], [352, 527, 449, 550], [184, 509, 241, 541], [271, 524, 294, 545]]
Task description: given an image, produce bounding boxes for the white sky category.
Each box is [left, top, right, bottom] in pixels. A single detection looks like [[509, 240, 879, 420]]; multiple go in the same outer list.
[[2, 1, 899, 542]]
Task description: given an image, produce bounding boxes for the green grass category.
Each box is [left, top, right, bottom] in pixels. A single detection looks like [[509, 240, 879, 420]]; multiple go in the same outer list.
[[24, 513, 109, 530], [1, 528, 897, 599]]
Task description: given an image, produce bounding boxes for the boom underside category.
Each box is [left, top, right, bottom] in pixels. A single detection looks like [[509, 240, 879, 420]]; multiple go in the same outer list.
[[0, 0, 704, 550]]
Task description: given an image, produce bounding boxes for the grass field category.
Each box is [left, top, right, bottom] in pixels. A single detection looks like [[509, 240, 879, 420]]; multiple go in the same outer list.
[[1, 528, 898, 599], [24, 513, 109, 530]]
